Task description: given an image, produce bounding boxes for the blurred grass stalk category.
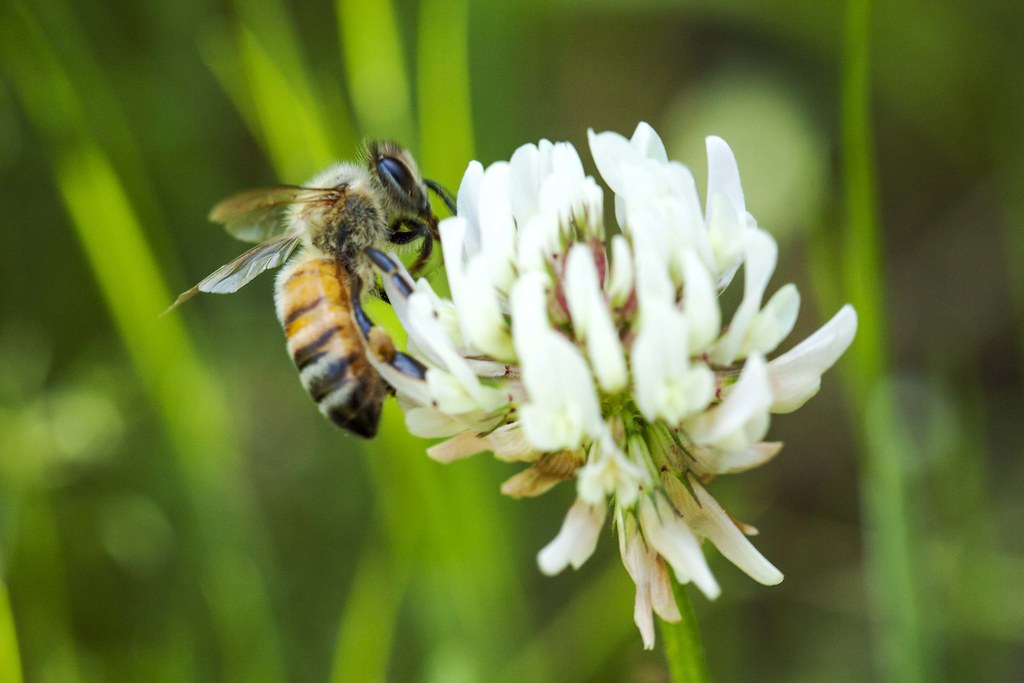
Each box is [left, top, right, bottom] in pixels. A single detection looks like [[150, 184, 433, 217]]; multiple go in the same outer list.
[[839, 0, 930, 680], [337, 0, 414, 144], [498, 561, 637, 683], [0, 2, 286, 678], [416, 0, 474, 185], [0, 583, 23, 682]]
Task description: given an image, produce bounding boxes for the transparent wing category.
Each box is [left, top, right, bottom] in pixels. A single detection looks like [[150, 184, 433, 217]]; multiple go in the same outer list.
[[164, 234, 302, 314], [209, 186, 343, 242]]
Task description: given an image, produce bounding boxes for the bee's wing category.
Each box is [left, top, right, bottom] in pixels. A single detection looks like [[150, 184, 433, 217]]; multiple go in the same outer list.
[[164, 233, 303, 314], [210, 186, 341, 242]]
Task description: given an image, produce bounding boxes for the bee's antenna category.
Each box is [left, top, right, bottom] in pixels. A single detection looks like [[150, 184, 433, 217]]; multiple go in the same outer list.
[[424, 179, 457, 216]]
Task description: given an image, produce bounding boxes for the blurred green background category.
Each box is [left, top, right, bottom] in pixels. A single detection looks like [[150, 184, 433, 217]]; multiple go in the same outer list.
[[1, 0, 1021, 680]]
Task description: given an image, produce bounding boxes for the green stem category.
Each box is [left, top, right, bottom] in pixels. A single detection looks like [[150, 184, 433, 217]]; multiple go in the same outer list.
[[840, 0, 929, 680], [660, 582, 709, 683]]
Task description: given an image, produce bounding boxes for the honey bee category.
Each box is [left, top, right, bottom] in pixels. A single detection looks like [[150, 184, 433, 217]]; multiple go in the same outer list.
[[167, 141, 456, 437]]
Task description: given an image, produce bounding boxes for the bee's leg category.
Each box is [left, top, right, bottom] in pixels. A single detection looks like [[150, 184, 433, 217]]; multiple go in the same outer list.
[[365, 246, 416, 304], [386, 218, 434, 276], [352, 253, 427, 382], [384, 220, 425, 245], [425, 178, 457, 215]]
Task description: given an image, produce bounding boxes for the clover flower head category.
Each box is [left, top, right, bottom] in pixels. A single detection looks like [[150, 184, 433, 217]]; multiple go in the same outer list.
[[369, 122, 857, 649]]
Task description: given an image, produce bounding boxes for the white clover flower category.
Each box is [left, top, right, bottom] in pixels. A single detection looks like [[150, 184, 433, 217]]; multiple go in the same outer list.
[[367, 122, 857, 650]]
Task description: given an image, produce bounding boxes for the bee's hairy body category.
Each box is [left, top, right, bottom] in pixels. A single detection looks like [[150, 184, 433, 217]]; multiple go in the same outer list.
[[276, 255, 387, 437], [168, 140, 455, 438], [277, 157, 424, 437], [294, 162, 389, 292]]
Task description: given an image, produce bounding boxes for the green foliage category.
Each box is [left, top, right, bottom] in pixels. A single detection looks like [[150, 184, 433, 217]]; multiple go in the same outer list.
[[1, 0, 1021, 680]]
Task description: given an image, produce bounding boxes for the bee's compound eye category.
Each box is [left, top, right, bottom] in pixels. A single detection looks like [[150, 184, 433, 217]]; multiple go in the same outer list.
[[377, 156, 416, 198]]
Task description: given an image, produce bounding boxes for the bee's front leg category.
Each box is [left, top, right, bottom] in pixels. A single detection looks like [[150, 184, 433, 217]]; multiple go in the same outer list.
[[355, 248, 427, 382], [385, 218, 434, 276]]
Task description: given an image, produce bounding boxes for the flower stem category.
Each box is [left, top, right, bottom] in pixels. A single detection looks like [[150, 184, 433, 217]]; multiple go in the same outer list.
[[659, 582, 709, 683]]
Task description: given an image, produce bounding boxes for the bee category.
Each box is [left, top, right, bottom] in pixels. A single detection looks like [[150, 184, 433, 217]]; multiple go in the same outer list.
[[167, 141, 456, 437]]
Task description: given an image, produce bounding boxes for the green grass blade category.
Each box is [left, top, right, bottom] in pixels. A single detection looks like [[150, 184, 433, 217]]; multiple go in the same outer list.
[[234, 24, 339, 178], [5, 492, 81, 682], [208, 0, 357, 177], [329, 543, 409, 683], [840, 1, 929, 680], [498, 560, 637, 683], [336, 0, 415, 144], [0, 585, 23, 681], [417, 0, 474, 184], [58, 142, 287, 683], [1, 4, 286, 678]]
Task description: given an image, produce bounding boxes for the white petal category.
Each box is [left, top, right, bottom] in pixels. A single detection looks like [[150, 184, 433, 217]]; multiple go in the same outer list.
[[616, 512, 658, 650], [397, 285, 507, 413], [512, 274, 604, 450], [633, 246, 674, 307], [587, 128, 637, 198], [703, 441, 783, 474], [585, 309, 628, 393], [681, 250, 720, 353], [462, 257, 514, 359], [630, 121, 668, 163], [635, 592, 655, 650], [577, 437, 646, 506], [705, 136, 746, 223], [373, 253, 449, 370], [425, 368, 479, 414], [440, 217, 473, 334], [405, 290, 458, 367], [710, 229, 778, 365], [501, 466, 563, 498], [516, 213, 560, 273], [564, 244, 593, 332], [394, 243, 502, 414], [621, 169, 678, 248], [455, 162, 484, 257], [631, 301, 680, 422], [740, 283, 800, 357], [664, 164, 714, 272], [509, 142, 541, 224], [632, 300, 714, 425], [767, 305, 858, 412], [551, 141, 586, 180], [477, 162, 518, 292], [677, 479, 783, 586], [565, 244, 628, 392], [638, 494, 721, 599], [650, 557, 682, 623], [425, 429, 489, 461], [485, 423, 538, 461], [573, 178, 605, 239], [685, 354, 772, 448], [537, 498, 607, 575], [518, 400, 580, 453], [606, 235, 634, 306], [510, 271, 553, 361], [406, 406, 466, 440], [706, 192, 746, 287], [538, 168, 574, 228]]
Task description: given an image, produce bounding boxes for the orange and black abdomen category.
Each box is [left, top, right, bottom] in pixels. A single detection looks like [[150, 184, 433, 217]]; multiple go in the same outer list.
[[276, 257, 388, 437]]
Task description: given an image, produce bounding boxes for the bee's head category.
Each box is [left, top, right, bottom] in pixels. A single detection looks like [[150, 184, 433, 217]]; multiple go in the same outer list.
[[363, 140, 433, 222]]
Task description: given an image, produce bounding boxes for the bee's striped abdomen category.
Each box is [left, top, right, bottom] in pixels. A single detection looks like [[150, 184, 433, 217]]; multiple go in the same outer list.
[[277, 257, 388, 437]]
